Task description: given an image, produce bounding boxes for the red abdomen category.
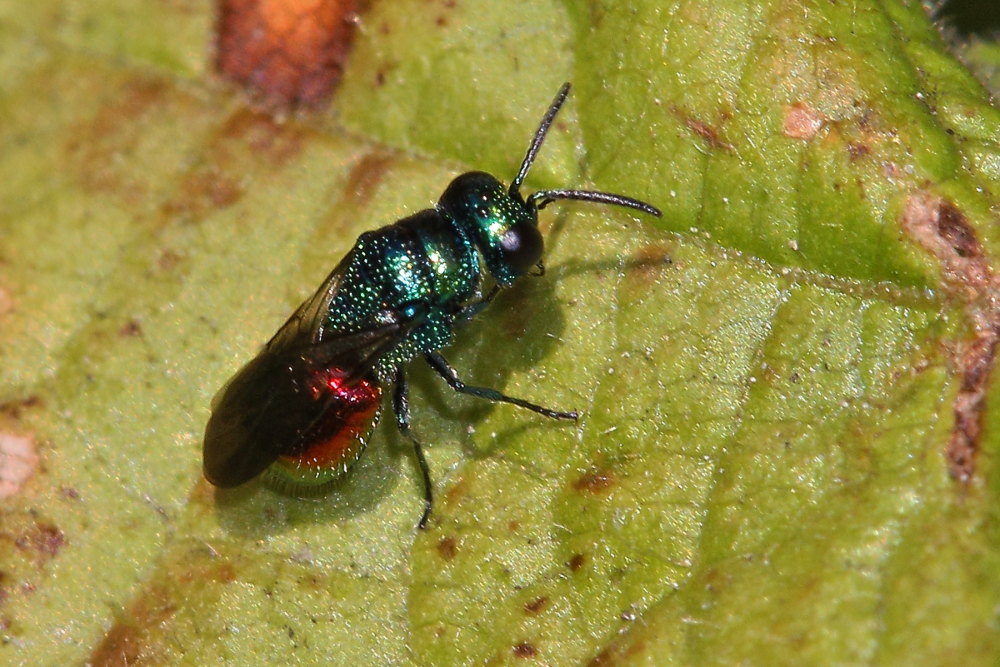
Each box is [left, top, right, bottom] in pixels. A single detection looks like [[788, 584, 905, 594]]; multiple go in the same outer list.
[[203, 345, 383, 491], [270, 367, 383, 487]]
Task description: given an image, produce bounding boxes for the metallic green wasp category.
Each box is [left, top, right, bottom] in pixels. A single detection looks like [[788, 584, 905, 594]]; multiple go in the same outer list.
[[203, 83, 661, 527]]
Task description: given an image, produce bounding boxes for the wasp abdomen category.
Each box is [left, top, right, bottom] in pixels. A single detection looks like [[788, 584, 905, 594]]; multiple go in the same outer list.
[[269, 367, 383, 488]]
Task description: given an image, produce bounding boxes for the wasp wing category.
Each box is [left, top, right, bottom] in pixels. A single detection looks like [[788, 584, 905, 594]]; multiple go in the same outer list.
[[264, 252, 353, 352], [203, 306, 424, 488]]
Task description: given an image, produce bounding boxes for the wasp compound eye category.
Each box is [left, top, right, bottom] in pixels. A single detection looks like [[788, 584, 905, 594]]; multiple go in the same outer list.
[[499, 222, 543, 276]]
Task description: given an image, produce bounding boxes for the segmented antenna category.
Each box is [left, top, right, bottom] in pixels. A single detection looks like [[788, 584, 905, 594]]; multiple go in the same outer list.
[[528, 189, 662, 217], [510, 82, 571, 197], [511, 82, 662, 219]]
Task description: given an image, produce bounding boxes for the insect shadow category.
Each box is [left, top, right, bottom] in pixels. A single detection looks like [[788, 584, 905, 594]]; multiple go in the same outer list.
[[211, 439, 401, 536], [408, 224, 674, 460]]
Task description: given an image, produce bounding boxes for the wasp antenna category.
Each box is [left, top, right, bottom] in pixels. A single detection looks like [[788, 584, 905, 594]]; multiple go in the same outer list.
[[510, 82, 572, 198], [528, 189, 662, 217]]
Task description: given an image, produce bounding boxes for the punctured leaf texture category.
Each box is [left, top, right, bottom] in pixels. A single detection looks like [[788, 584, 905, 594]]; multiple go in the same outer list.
[[0, 0, 998, 664]]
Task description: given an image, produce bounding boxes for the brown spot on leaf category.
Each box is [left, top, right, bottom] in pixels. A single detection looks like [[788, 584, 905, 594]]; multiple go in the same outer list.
[[443, 476, 468, 507], [948, 330, 998, 479], [436, 536, 458, 561], [162, 167, 244, 223], [16, 523, 64, 559], [305, 151, 396, 252], [216, 0, 361, 111], [936, 201, 980, 259], [589, 648, 613, 666], [573, 468, 616, 494], [523, 596, 548, 615], [846, 142, 870, 160], [567, 553, 585, 572], [160, 110, 306, 224], [628, 244, 673, 286], [900, 194, 989, 295], [90, 584, 176, 666], [229, 109, 307, 167], [64, 76, 170, 202], [0, 396, 43, 421], [119, 320, 143, 338], [512, 642, 537, 659], [216, 562, 238, 585], [92, 549, 243, 665], [671, 106, 733, 151], [900, 193, 998, 481], [961, 336, 993, 392], [157, 250, 183, 272], [782, 102, 824, 140], [686, 118, 733, 151], [0, 433, 39, 499], [344, 152, 395, 206], [205, 171, 243, 209], [10, 521, 65, 566], [91, 622, 145, 666], [588, 636, 649, 666]]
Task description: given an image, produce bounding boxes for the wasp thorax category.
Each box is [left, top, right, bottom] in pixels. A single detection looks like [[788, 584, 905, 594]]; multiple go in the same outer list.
[[438, 171, 543, 287]]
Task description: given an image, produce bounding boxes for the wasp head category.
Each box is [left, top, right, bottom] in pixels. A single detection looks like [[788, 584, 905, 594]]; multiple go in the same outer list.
[[438, 171, 544, 288]]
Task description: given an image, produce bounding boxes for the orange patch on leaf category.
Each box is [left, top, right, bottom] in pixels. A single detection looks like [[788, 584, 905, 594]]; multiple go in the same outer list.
[[217, 0, 360, 110], [782, 102, 824, 139], [0, 433, 39, 499]]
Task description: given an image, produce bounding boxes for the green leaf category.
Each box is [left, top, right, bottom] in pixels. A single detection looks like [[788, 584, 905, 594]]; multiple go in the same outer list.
[[1, 0, 998, 664]]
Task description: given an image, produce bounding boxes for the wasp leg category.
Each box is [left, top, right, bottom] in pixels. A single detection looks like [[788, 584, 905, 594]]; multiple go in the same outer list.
[[393, 367, 433, 529], [457, 284, 501, 322], [425, 351, 578, 421]]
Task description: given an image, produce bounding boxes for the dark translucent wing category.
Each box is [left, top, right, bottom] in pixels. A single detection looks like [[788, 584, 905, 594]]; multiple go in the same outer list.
[[204, 345, 307, 486], [203, 311, 425, 488], [265, 252, 353, 351]]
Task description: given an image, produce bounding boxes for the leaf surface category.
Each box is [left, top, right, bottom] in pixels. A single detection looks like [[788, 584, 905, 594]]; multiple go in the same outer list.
[[1, 1, 998, 664]]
